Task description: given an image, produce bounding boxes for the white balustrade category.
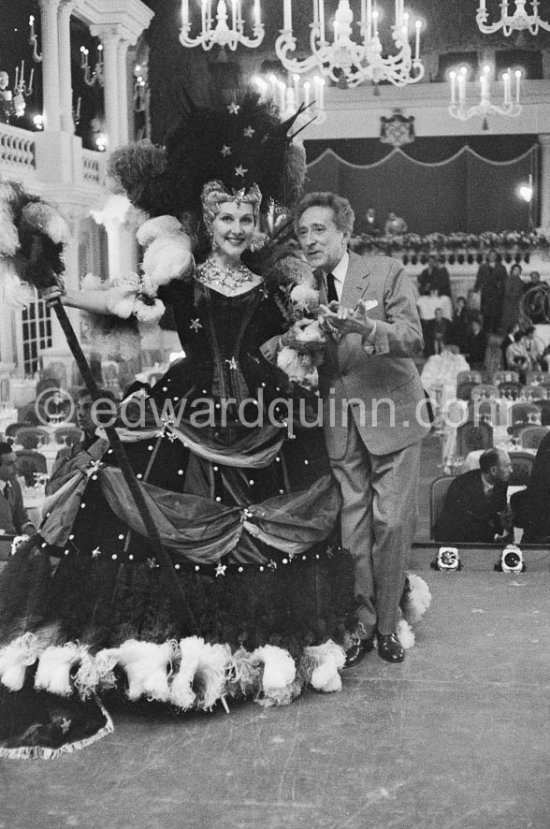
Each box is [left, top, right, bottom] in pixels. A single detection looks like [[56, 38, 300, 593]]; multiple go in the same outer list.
[[0, 123, 36, 171], [82, 148, 107, 186]]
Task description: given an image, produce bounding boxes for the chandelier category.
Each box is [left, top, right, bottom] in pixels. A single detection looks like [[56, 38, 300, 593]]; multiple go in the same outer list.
[[275, 0, 424, 89], [476, 0, 550, 35], [448, 64, 522, 130], [180, 0, 264, 50]]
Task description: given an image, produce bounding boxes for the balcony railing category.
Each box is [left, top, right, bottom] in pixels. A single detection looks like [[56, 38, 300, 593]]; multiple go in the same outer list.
[[0, 123, 36, 172]]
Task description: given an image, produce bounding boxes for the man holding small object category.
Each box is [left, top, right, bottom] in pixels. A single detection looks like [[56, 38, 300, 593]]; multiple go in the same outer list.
[[288, 192, 430, 666]]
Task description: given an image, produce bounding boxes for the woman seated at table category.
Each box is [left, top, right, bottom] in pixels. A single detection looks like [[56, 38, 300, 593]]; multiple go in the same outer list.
[[433, 448, 512, 543]]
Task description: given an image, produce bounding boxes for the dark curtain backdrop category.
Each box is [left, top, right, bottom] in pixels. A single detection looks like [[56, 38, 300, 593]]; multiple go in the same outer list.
[[304, 137, 539, 234]]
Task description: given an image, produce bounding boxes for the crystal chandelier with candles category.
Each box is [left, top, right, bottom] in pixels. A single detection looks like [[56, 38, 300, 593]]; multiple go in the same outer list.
[[476, 0, 550, 35], [448, 64, 522, 130], [275, 0, 424, 88], [180, 0, 264, 50]]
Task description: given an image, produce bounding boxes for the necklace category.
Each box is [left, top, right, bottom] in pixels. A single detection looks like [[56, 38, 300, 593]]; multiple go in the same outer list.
[[197, 259, 255, 292]]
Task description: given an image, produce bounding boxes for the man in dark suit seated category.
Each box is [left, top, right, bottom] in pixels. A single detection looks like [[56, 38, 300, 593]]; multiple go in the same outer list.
[[0, 442, 36, 536], [433, 448, 512, 543]]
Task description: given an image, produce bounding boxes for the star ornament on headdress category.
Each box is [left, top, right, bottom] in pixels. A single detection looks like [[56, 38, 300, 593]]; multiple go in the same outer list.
[[220, 145, 232, 157], [243, 126, 255, 138], [227, 102, 240, 115], [234, 165, 247, 178], [215, 562, 227, 577]]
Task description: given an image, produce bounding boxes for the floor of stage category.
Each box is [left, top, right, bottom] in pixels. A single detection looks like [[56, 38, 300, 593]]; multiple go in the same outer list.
[[2, 557, 549, 829]]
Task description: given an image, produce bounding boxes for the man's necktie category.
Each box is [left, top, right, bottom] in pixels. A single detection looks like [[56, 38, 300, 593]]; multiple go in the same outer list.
[[326, 272, 338, 304], [2, 483, 10, 500]]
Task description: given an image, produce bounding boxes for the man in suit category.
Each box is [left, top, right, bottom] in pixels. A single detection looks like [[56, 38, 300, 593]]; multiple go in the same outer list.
[[417, 254, 451, 298], [433, 448, 512, 543], [0, 442, 36, 536], [290, 192, 430, 665], [474, 250, 507, 335]]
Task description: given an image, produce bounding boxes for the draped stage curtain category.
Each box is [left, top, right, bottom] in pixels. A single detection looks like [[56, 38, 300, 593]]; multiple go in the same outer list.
[[304, 138, 539, 235]]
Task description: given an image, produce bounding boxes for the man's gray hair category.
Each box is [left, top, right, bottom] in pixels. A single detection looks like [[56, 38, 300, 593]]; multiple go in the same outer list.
[[294, 192, 355, 236]]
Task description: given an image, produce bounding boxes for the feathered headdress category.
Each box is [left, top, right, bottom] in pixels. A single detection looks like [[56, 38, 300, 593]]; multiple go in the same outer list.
[[107, 89, 307, 227]]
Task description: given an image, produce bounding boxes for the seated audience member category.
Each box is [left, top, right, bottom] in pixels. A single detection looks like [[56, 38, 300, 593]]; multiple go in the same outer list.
[[432, 307, 450, 354], [46, 389, 113, 495], [505, 330, 533, 381], [420, 345, 469, 405], [433, 448, 512, 543], [0, 442, 36, 535], [529, 270, 541, 284], [501, 323, 520, 369], [511, 431, 550, 543], [523, 325, 545, 369], [449, 296, 470, 354], [384, 210, 407, 235], [465, 318, 488, 372], [356, 207, 381, 236], [418, 254, 451, 297]]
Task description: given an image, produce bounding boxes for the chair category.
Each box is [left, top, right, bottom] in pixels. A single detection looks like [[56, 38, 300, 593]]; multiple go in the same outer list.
[[497, 381, 522, 400], [15, 449, 48, 487], [54, 426, 82, 447], [469, 398, 503, 426], [429, 476, 454, 540], [509, 403, 541, 426], [534, 399, 550, 425], [493, 370, 520, 385], [470, 384, 499, 402], [455, 420, 493, 456], [4, 422, 31, 440], [525, 370, 548, 387], [456, 381, 479, 401], [456, 370, 483, 387], [508, 452, 535, 486], [523, 384, 547, 401], [14, 426, 50, 448], [517, 425, 550, 450]]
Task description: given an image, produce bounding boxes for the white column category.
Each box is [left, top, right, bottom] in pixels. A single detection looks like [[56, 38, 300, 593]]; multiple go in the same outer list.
[[38, 0, 62, 131], [117, 38, 131, 145], [91, 25, 122, 150], [539, 135, 550, 234], [58, 0, 74, 133]]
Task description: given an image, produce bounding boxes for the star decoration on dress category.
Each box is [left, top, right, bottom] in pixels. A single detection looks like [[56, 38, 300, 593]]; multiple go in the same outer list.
[[190, 318, 203, 332], [86, 460, 104, 478], [227, 102, 240, 115], [326, 545, 335, 558], [225, 357, 238, 370], [92, 547, 102, 559], [59, 717, 71, 734], [234, 165, 247, 178], [147, 557, 157, 569], [267, 559, 278, 571], [220, 145, 232, 157], [243, 126, 255, 137], [215, 562, 227, 577]]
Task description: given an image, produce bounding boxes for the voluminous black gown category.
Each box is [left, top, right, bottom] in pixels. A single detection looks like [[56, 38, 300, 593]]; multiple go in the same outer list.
[[0, 270, 355, 758]]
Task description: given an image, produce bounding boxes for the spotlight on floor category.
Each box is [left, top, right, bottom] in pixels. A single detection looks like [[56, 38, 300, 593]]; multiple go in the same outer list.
[[432, 547, 461, 571], [495, 544, 526, 573]]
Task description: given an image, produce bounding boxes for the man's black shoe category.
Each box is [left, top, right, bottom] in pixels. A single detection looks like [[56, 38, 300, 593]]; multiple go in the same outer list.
[[343, 637, 374, 669], [376, 632, 405, 663]]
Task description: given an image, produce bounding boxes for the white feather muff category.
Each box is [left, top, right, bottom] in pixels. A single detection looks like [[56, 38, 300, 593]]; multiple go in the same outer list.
[[402, 573, 432, 626], [396, 619, 415, 650], [117, 640, 174, 703], [1, 262, 34, 309], [193, 642, 231, 711], [142, 233, 193, 289], [21, 201, 69, 245], [277, 346, 317, 388], [168, 636, 204, 710], [136, 215, 185, 247], [74, 648, 119, 699], [34, 643, 86, 697], [303, 640, 346, 694], [0, 633, 40, 691], [289, 283, 319, 312], [252, 645, 297, 706], [0, 202, 19, 256]]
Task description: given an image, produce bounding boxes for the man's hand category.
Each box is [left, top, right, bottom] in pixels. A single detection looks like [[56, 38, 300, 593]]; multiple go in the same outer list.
[[318, 299, 378, 339]]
